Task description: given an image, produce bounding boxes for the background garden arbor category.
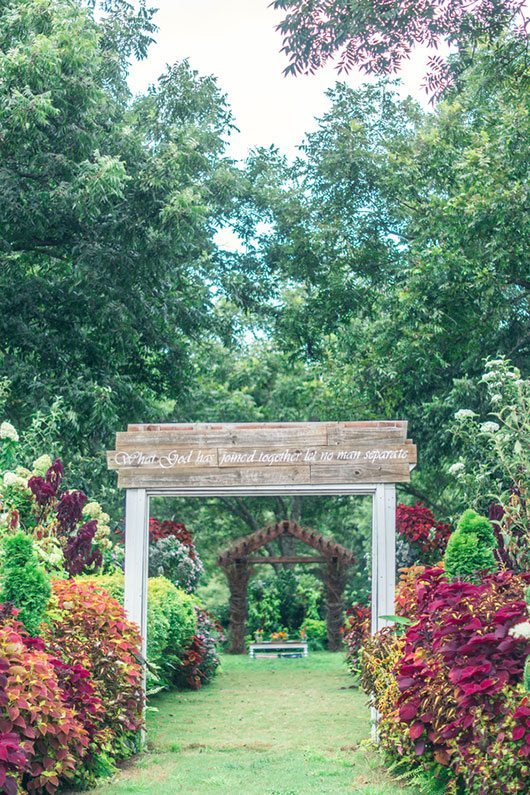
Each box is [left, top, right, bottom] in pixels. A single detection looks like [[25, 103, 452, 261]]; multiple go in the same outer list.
[[107, 421, 417, 659]]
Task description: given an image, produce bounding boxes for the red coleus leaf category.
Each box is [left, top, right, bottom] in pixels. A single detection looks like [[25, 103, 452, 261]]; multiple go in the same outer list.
[[409, 721, 424, 740], [414, 740, 426, 756], [399, 700, 420, 722]]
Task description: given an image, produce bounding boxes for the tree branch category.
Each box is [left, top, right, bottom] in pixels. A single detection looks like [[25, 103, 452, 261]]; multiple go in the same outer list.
[[217, 497, 259, 532]]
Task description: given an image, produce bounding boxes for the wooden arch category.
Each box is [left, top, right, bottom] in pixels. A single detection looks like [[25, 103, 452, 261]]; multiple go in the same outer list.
[[217, 520, 355, 654]]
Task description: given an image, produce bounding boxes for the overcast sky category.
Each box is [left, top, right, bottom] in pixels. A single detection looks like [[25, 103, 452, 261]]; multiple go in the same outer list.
[[128, 0, 434, 161]]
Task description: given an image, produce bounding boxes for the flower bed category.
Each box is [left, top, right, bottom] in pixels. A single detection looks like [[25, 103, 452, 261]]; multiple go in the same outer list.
[[361, 561, 530, 793], [0, 424, 223, 792]]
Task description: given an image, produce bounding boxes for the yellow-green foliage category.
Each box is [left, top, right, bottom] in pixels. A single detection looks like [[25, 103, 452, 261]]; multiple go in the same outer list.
[[0, 531, 51, 634], [80, 572, 197, 687], [443, 509, 497, 581]]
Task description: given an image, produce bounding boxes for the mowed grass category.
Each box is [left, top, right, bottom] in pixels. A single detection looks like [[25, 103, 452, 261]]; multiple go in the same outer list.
[[84, 653, 414, 795]]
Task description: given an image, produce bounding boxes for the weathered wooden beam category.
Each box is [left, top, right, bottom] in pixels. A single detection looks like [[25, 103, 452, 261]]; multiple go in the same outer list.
[[109, 420, 416, 489]]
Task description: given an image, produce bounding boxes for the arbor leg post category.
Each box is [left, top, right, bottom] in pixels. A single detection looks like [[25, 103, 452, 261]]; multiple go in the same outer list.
[[224, 561, 251, 654], [325, 559, 349, 651]]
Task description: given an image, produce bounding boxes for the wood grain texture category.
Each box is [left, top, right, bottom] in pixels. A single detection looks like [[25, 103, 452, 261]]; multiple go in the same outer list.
[[117, 465, 312, 489], [309, 461, 411, 484]]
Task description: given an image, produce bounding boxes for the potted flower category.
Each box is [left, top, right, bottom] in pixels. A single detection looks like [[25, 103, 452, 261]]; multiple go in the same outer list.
[[254, 629, 264, 643]]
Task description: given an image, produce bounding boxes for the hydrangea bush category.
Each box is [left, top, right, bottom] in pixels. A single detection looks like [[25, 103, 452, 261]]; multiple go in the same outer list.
[[450, 358, 529, 572], [0, 425, 112, 577], [148, 535, 203, 593]]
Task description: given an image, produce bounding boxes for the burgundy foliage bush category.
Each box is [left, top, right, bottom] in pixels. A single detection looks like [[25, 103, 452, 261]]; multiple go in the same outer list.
[[395, 569, 530, 784], [56, 490, 87, 534], [149, 519, 196, 556], [396, 502, 451, 561], [28, 459, 64, 508], [64, 520, 102, 576], [173, 608, 223, 690]]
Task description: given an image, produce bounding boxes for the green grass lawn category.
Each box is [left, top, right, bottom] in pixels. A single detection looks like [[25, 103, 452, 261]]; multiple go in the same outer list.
[[83, 652, 414, 795]]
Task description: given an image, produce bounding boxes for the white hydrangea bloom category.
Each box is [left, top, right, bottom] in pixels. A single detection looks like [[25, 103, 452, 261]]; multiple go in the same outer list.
[[15, 466, 30, 479], [83, 501, 103, 520], [480, 421, 500, 433], [454, 409, 477, 420], [32, 454, 52, 476], [490, 393, 503, 404], [0, 422, 19, 442], [509, 622, 530, 640], [448, 462, 465, 475], [3, 471, 27, 489], [33, 536, 66, 574], [95, 528, 111, 550]]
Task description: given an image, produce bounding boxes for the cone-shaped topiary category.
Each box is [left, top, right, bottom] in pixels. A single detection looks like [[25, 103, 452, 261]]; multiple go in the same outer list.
[[443, 509, 497, 582], [0, 531, 51, 634], [455, 508, 497, 547]]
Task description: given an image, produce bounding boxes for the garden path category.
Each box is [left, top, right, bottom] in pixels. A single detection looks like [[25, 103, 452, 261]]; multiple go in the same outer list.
[[86, 653, 413, 795]]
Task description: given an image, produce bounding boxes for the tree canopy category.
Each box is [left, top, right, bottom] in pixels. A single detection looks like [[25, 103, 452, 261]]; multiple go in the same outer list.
[[1, 0, 528, 536], [0, 0, 265, 498], [273, 0, 529, 95]]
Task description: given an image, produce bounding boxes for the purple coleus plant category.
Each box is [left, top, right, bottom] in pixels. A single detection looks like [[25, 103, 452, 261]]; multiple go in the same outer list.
[[28, 459, 64, 506], [64, 521, 102, 577], [56, 490, 88, 534], [395, 569, 530, 757], [29, 459, 103, 577]]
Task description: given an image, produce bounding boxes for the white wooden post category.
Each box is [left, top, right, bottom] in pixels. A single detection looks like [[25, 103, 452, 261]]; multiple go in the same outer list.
[[371, 483, 396, 633], [124, 489, 149, 662], [371, 484, 396, 739]]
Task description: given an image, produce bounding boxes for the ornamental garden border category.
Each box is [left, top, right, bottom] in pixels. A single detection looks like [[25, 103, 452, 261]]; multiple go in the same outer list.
[[107, 421, 417, 667]]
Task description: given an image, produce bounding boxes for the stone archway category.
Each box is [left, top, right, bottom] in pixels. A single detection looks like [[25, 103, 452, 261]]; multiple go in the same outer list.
[[217, 519, 356, 653]]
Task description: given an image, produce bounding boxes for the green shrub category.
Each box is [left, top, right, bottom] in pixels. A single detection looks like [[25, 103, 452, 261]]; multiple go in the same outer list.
[[247, 571, 324, 635], [82, 573, 197, 688], [0, 531, 51, 634], [301, 618, 327, 650], [147, 577, 197, 684], [443, 509, 497, 581]]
